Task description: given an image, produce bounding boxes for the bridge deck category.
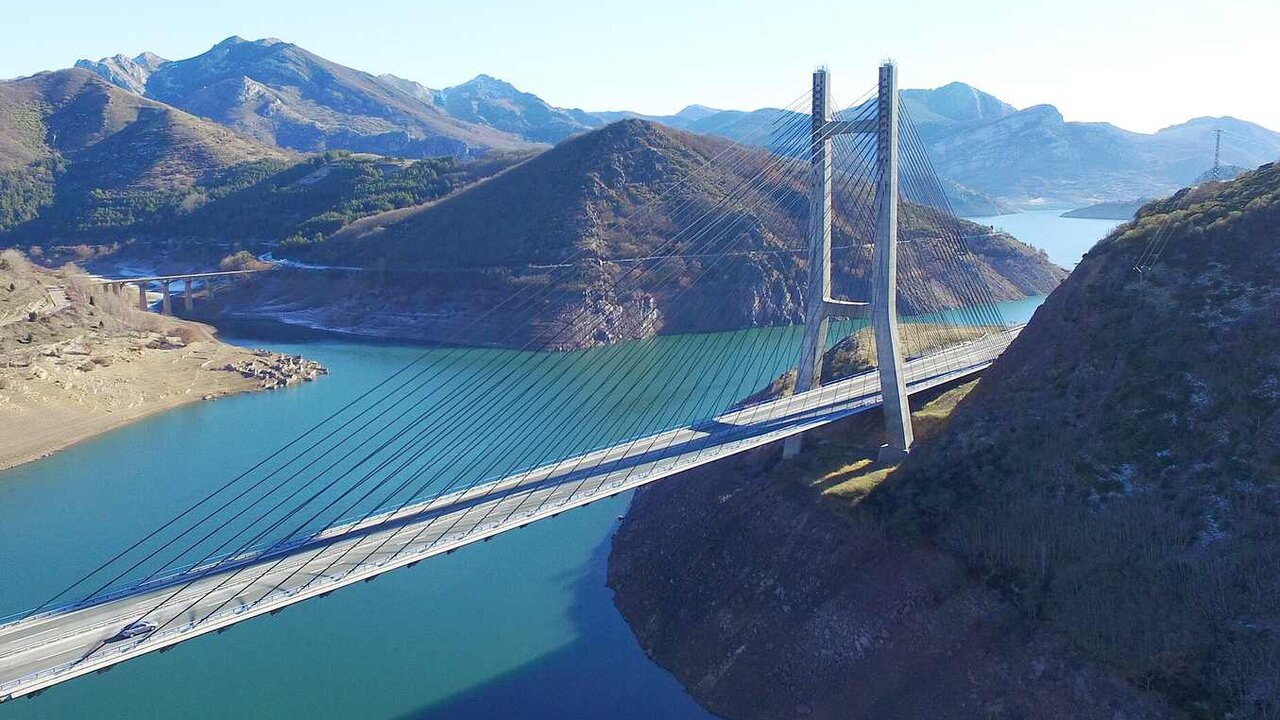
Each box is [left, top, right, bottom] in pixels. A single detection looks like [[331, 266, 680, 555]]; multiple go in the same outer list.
[[90, 269, 268, 285], [0, 329, 1016, 702]]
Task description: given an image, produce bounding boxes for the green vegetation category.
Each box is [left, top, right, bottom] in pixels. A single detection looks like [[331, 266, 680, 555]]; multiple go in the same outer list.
[[0, 162, 56, 232], [186, 153, 465, 245], [218, 250, 271, 271], [782, 381, 977, 509], [0, 152, 475, 244]]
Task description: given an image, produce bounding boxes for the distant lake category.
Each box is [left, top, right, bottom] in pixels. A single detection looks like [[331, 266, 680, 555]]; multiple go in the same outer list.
[[964, 209, 1125, 268]]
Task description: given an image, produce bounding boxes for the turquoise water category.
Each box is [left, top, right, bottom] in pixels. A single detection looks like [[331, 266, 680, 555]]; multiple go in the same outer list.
[[0, 337, 728, 720], [965, 209, 1124, 267], [0, 284, 1052, 719]]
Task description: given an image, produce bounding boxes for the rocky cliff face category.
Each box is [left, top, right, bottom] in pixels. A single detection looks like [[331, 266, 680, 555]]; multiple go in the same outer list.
[[74, 52, 167, 95]]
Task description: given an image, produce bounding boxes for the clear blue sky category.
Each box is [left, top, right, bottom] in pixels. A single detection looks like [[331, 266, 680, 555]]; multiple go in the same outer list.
[[5, 0, 1277, 133]]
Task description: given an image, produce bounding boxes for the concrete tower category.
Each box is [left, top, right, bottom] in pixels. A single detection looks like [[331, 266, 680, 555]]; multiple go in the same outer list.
[[782, 62, 914, 462]]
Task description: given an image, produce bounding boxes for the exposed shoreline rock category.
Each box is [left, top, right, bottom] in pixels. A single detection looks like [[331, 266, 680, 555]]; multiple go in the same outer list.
[[223, 350, 327, 390]]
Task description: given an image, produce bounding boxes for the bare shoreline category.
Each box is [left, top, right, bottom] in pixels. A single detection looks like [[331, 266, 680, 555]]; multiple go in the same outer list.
[[0, 252, 325, 474]]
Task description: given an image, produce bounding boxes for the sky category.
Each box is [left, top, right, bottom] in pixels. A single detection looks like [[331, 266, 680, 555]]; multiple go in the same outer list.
[[4, 0, 1278, 133]]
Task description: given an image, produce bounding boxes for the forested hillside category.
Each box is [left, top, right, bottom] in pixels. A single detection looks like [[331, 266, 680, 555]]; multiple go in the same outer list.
[[0, 68, 287, 240]]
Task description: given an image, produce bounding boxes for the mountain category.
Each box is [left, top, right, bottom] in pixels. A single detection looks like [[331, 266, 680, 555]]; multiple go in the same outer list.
[[621, 103, 1012, 216], [432, 74, 599, 143], [0, 68, 289, 241], [376, 73, 435, 104], [589, 104, 725, 128], [912, 100, 1280, 206], [0, 68, 529, 249], [878, 162, 1280, 716], [901, 81, 1016, 128], [605, 163, 1280, 720], [58, 39, 1280, 207], [1147, 116, 1280, 182], [613, 83, 1280, 208], [74, 51, 167, 94], [203, 119, 1062, 348], [141, 37, 532, 158]]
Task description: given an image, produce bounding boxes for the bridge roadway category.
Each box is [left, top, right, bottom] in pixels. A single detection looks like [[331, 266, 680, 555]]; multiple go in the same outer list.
[[0, 328, 1017, 702], [88, 268, 270, 285]]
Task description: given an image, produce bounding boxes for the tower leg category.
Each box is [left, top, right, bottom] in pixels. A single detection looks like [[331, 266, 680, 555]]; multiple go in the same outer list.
[[784, 68, 835, 460], [871, 62, 914, 462]]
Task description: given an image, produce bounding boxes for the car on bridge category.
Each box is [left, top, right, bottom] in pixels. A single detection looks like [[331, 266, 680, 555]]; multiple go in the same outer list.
[[113, 621, 157, 640]]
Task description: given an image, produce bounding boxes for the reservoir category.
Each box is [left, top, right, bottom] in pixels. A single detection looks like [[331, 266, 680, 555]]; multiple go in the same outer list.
[[0, 215, 1115, 719]]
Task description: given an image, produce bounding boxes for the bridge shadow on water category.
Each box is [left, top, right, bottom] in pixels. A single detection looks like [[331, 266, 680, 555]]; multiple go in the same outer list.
[[394, 530, 717, 720]]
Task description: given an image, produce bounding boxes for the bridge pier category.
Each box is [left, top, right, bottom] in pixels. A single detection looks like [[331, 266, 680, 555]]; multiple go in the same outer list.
[[160, 283, 173, 316], [782, 62, 914, 461], [183, 278, 194, 313], [136, 282, 149, 312]]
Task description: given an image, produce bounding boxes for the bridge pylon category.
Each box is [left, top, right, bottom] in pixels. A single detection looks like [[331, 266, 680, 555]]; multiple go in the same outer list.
[[782, 62, 914, 462]]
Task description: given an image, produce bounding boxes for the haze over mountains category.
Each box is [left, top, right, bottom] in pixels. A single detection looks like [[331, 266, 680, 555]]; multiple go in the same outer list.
[[0, 33, 1270, 227]]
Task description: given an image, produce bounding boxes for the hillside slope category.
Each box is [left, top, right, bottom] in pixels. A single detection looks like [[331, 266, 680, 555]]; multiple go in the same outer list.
[[0, 68, 289, 241], [0, 67, 531, 251], [878, 163, 1280, 716], [223, 120, 1062, 348], [609, 163, 1280, 719]]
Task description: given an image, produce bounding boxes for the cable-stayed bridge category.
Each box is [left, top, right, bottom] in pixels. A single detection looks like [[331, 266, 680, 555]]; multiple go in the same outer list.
[[0, 63, 1025, 702]]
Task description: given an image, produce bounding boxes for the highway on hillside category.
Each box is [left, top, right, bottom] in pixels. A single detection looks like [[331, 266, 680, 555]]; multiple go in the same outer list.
[[0, 328, 1017, 702]]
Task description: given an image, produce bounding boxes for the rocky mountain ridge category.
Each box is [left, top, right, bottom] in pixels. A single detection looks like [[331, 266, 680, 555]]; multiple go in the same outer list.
[[122, 37, 530, 159], [67, 37, 1279, 208], [73, 52, 167, 94]]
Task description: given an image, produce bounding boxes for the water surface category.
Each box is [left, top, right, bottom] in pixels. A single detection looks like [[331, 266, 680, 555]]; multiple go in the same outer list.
[[965, 209, 1124, 267]]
